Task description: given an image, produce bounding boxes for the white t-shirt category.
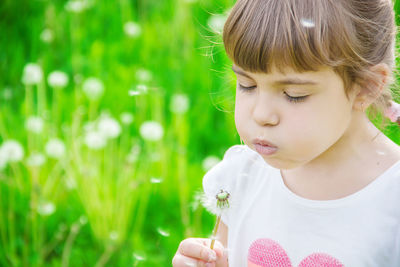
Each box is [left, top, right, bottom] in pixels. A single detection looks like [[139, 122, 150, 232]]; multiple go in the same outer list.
[[203, 145, 400, 267]]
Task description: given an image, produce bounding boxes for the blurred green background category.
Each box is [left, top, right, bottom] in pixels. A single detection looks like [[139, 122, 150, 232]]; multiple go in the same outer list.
[[0, 0, 399, 266]]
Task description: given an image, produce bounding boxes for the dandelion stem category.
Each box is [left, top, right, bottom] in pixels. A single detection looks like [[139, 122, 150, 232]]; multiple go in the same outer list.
[[95, 244, 115, 267], [61, 223, 81, 267], [210, 215, 221, 249]]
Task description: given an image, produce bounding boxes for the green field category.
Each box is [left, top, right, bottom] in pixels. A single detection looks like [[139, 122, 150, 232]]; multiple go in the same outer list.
[[1, 0, 399, 266]]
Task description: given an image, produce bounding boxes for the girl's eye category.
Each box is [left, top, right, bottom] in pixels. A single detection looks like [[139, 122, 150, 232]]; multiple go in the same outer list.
[[284, 92, 308, 103], [238, 84, 256, 92]]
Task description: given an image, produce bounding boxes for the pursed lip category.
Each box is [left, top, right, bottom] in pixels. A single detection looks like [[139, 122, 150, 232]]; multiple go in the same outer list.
[[252, 138, 277, 148]]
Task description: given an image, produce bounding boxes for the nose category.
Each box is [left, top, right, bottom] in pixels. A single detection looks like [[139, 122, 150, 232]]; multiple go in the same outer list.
[[252, 93, 279, 126]]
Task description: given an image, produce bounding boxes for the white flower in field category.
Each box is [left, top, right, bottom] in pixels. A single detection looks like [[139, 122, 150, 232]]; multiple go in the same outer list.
[[202, 155, 221, 172], [45, 138, 66, 159], [120, 112, 134, 125], [170, 93, 190, 114], [139, 121, 164, 141], [98, 116, 121, 139], [27, 153, 46, 167], [84, 131, 107, 150], [1, 140, 24, 163], [48, 71, 69, 89], [207, 13, 227, 34], [37, 201, 56, 216], [40, 28, 54, 43], [22, 63, 43, 86], [25, 116, 44, 134], [124, 21, 142, 38], [135, 68, 152, 82], [82, 77, 104, 101], [65, 0, 88, 13]]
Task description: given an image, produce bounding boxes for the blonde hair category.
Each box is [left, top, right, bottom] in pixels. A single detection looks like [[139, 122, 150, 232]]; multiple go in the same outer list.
[[223, 0, 397, 113]]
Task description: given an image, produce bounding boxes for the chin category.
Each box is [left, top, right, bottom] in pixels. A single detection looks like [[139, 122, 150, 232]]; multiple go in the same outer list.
[[259, 155, 301, 170]]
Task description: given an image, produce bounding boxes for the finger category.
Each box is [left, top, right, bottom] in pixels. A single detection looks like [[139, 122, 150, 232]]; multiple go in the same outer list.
[[178, 239, 217, 262], [172, 254, 215, 267]]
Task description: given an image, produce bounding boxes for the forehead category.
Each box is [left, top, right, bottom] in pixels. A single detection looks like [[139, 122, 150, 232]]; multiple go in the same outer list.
[[232, 64, 341, 85]]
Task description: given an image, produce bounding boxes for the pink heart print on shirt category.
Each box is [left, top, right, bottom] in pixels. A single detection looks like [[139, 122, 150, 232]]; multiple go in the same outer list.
[[248, 238, 344, 267]]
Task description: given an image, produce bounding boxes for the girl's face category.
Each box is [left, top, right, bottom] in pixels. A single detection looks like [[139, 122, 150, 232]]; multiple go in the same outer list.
[[233, 65, 359, 169]]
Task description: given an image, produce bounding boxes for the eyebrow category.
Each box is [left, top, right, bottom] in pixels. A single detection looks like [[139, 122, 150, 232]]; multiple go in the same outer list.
[[231, 66, 318, 86]]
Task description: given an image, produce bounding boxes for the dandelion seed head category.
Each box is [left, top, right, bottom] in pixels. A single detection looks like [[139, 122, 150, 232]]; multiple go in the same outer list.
[[207, 14, 227, 34], [22, 63, 43, 86], [202, 155, 221, 172], [124, 21, 142, 38], [170, 93, 190, 114], [40, 28, 54, 43], [1, 140, 24, 163], [84, 131, 107, 150], [27, 153, 46, 167], [98, 116, 121, 139], [300, 18, 315, 28], [139, 121, 164, 141], [82, 77, 104, 101], [120, 112, 134, 125], [45, 138, 66, 159], [37, 201, 56, 216], [48, 71, 69, 89], [25, 116, 44, 134]]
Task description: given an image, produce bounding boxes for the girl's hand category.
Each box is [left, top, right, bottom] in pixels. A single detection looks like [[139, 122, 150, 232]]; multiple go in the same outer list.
[[172, 238, 228, 267]]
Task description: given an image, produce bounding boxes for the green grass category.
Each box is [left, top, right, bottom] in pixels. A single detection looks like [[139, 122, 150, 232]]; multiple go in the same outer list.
[[0, 0, 399, 266]]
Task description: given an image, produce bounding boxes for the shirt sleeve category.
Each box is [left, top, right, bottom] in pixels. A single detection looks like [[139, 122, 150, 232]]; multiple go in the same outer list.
[[202, 145, 255, 225]]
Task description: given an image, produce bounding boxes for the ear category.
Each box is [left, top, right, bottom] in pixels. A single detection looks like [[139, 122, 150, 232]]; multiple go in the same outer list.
[[353, 63, 390, 111]]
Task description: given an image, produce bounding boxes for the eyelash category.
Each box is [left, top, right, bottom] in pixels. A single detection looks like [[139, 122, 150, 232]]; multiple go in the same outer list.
[[238, 84, 308, 103]]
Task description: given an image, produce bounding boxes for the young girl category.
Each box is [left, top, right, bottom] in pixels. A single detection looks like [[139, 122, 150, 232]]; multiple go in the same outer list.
[[173, 0, 400, 266]]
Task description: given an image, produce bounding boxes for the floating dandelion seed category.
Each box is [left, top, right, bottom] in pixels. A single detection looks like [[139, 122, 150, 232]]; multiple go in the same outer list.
[[133, 252, 146, 262], [207, 14, 227, 34], [135, 68, 152, 82], [300, 18, 315, 28], [150, 177, 163, 184], [157, 227, 170, 237], [202, 155, 221, 172]]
